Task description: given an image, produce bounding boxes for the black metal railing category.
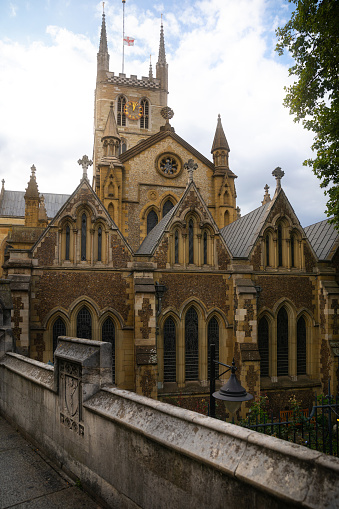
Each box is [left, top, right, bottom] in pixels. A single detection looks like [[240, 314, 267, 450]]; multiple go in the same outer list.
[[240, 391, 339, 457]]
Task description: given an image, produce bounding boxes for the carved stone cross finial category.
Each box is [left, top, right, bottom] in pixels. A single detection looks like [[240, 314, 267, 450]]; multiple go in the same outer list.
[[78, 155, 93, 180], [184, 159, 198, 183], [272, 167, 284, 192]]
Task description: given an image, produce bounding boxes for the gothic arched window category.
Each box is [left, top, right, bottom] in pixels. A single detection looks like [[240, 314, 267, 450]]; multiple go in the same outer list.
[[265, 235, 270, 266], [147, 210, 158, 234], [98, 226, 102, 262], [102, 318, 115, 382], [118, 138, 127, 155], [258, 316, 269, 377], [174, 230, 179, 264], [185, 307, 198, 380], [278, 224, 283, 267], [81, 213, 87, 261], [207, 317, 219, 379], [140, 99, 149, 129], [162, 199, 174, 218], [189, 219, 194, 264], [65, 225, 70, 260], [291, 234, 295, 268], [203, 231, 208, 265], [77, 307, 92, 340], [117, 96, 126, 126], [53, 317, 66, 354], [277, 307, 288, 376], [297, 316, 307, 375], [164, 317, 176, 382]]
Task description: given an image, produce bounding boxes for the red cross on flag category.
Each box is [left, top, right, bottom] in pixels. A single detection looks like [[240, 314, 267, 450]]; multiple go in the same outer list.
[[123, 36, 135, 46]]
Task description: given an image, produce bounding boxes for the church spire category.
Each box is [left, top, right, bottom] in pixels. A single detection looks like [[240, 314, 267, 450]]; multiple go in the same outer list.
[[102, 101, 121, 157], [156, 17, 168, 104], [149, 55, 153, 81], [211, 114, 230, 169], [97, 9, 110, 80]]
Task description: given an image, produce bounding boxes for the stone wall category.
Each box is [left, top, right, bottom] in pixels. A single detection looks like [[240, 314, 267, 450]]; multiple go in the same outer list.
[[1, 336, 339, 509]]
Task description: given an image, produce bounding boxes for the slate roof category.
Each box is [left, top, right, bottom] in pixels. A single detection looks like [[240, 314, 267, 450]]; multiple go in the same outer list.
[[0, 191, 70, 219], [136, 204, 178, 255], [304, 219, 339, 261], [220, 201, 273, 258]]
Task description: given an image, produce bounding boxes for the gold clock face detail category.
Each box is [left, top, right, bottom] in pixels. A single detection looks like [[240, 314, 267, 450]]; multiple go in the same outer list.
[[124, 101, 143, 120]]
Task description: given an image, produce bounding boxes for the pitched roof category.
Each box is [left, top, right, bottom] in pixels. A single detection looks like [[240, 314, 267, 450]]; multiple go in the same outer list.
[[304, 219, 339, 261], [220, 201, 273, 258], [0, 191, 70, 218], [119, 128, 215, 171], [136, 204, 178, 255]]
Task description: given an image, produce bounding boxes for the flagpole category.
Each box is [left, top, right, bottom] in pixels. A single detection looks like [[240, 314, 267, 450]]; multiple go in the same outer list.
[[122, 0, 125, 74]]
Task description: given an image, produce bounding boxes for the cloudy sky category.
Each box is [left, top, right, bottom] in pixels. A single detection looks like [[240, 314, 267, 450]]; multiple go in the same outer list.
[[0, 0, 328, 227]]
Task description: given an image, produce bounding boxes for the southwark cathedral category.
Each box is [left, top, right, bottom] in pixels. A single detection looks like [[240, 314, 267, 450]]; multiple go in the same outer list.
[[0, 14, 338, 413]]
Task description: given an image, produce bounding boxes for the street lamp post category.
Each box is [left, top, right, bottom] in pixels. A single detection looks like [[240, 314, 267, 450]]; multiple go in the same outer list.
[[209, 343, 253, 419]]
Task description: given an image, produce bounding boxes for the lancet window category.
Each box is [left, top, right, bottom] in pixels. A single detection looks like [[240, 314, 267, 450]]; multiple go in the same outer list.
[[77, 307, 92, 340], [53, 317, 66, 354], [207, 317, 219, 379], [102, 318, 116, 383], [163, 317, 176, 382], [140, 99, 149, 129], [185, 307, 199, 380], [147, 210, 158, 234], [117, 96, 126, 126]]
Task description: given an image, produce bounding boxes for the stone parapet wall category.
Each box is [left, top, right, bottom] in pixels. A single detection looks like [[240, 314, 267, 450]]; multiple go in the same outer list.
[[0, 337, 339, 509]]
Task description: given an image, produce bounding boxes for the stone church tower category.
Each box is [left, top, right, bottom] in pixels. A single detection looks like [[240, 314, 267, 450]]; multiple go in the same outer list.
[[93, 12, 168, 189]]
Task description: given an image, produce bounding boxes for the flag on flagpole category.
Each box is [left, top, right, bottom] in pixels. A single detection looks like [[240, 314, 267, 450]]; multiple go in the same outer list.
[[123, 36, 135, 46]]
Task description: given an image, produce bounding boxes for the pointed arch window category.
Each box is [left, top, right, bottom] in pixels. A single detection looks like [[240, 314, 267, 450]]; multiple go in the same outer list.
[[164, 317, 176, 382], [203, 232, 208, 264], [297, 316, 307, 375], [117, 96, 126, 126], [258, 316, 269, 377], [53, 317, 66, 354], [102, 318, 115, 383], [162, 199, 174, 218], [207, 317, 219, 379], [265, 235, 270, 266], [118, 138, 127, 155], [291, 234, 295, 268], [147, 210, 158, 234], [98, 226, 102, 262], [278, 224, 283, 267], [185, 307, 198, 380], [77, 307, 92, 339], [81, 213, 87, 261], [174, 230, 179, 264], [189, 219, 194, 264], [140, 99, 149, 129], [277, 307, 288, 376], [65, 225, 70, 260]]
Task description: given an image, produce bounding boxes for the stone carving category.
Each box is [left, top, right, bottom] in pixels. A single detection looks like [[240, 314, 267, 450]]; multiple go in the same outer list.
[[140, 368, 156, 398], [78, 155, 93, 179], [60, 360, 84, 435]]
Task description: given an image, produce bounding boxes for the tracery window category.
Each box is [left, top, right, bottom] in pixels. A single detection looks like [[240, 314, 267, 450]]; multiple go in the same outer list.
[[185, 307, 199, 380], [65, 225, 70, 260], [207, 317, 219, 379], [53, 317, 66, 354], [164, 317, 176, 382], [102, 318, 115, 383], [81, 213, 87, 261], [174, 230, 179, 264], [140, 99, 149, 129], [163, 199, 174, 218], [189, 219, 194, 264], [258, 316, 269, 377], [277, 307, 288, 376], [77, 307, 92, 340], [147, 210, 158, 234], [297, 316, 307, 375], [117, 96, 126, 126]]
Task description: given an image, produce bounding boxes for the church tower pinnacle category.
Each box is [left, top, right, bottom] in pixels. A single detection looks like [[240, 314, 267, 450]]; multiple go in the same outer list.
[[156, 18, 168, 105], [97, 9, 110, 81]]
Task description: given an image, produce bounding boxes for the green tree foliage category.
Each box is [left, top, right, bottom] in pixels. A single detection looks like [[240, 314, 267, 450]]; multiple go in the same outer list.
[[276, 0, 339, 228]]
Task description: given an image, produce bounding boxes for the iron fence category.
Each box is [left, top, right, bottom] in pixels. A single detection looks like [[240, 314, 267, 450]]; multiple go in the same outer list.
[[240, 392, 339, 457]]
